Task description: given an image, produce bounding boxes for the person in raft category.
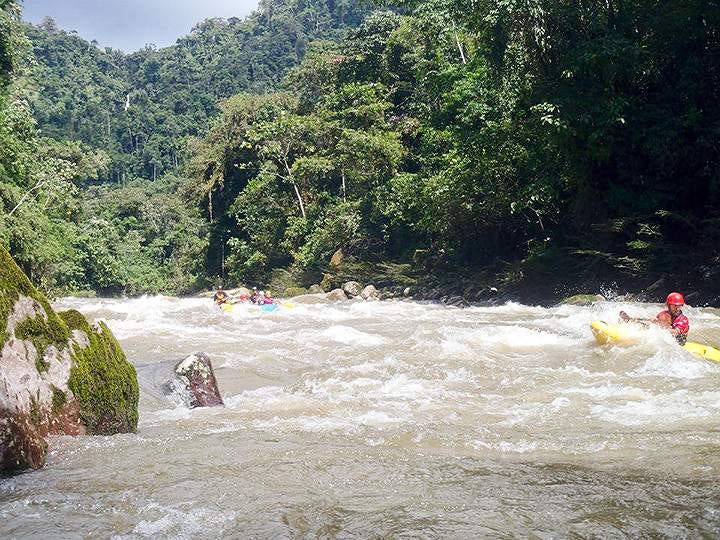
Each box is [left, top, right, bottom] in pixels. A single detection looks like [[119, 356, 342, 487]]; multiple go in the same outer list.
[[255, 290, 276, 305], [249, 287, 260, 304], [619, 292, 689, 345], [213, 287, 229, 306]]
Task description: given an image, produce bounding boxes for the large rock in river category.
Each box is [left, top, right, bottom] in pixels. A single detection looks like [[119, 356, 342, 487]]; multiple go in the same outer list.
[[162, 352, 223, 408], [0, 247, 139, 474]]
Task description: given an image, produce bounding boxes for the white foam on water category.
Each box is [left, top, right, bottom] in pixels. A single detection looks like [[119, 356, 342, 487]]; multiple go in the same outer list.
[[445, 367, 478, 384], [551, 397, 571, 409], [590, 389, 720, 426], [251, 415, 355, 433], [535, 364, 618, 379], [629, 350, 716, 379], [224, 386, 304, 409], [354, 410, 406, 426], [439, 337, 475, 358], [469, 325, 575, 350], [561, 383, 652, 400], [46, 296, 720, 486], [145, 406, 192, 421], [125, 503, 236, 539], [321, 325, 386, 346], [471, 438, 540, 454]]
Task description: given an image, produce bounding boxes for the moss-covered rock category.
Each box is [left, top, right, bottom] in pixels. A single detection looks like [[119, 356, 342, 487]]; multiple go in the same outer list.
[[1, 248, 69, 354], [560, 294, 606, 306], [59, 310, 139, 435], [283, 287, 308, 298], [1, 247, 139, 474]]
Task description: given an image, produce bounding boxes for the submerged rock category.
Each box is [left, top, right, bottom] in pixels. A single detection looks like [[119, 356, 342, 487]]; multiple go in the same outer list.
[[163, 353, 223, 408], [0, 247, 138, 474]]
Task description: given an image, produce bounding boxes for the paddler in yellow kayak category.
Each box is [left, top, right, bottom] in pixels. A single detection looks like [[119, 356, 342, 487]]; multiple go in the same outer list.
[[619, 292, 690, 345]]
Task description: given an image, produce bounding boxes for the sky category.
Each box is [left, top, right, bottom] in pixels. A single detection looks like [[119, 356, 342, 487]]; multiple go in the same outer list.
[[22, 0, 260, 52]]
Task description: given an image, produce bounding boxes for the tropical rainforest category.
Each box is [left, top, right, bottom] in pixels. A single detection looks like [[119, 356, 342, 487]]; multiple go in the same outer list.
[[1, 0, 719, 303]]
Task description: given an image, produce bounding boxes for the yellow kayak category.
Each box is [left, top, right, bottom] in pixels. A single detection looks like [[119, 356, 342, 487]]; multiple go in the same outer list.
[[590, 320, 720, 363], [590, 320, 642, 345], [683, 341, 720, 363]]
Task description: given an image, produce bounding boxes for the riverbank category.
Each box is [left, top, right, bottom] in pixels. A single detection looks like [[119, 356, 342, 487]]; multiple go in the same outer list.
[[254, 253, 720, 309], [49, 251, 720, 309]]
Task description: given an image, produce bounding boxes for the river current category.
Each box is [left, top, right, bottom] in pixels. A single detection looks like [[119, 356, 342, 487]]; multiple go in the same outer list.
[[2, 297, 720, 537]]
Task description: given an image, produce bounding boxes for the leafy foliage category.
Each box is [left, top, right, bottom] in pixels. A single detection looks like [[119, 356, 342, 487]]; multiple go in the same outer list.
[[2, 0, 720, 298]]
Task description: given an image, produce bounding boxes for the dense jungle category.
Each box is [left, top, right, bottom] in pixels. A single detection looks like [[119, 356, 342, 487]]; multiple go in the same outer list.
[[1, 0, 719, 304]]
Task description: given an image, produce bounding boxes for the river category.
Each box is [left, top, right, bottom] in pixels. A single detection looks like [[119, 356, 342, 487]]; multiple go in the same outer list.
[[2, 297, 720, 537]]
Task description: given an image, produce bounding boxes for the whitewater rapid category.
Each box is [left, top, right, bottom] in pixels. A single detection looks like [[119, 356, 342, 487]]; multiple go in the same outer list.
[[1, 297, 719, 537]]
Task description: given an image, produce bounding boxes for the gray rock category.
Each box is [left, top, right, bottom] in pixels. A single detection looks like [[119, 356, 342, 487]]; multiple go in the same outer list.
[[308, 284, 325, 294], [163, 353, 223, 409], [403, 287, 412, 297], [326, 288, 349, 302], [342, 281, 362, 298], [645, 277, 666, 293], [290, 293, 330, 305], [361, 284, 379, 300]]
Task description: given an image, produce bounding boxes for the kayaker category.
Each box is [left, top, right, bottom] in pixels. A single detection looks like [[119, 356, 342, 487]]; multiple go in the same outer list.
[[619, 292, 689, 345]]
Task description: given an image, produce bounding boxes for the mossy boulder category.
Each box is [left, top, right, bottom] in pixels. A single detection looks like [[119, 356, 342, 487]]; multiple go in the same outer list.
[[1, 247, 138, 474], [560, 294, 606, 306], [284, 287, 308, 298], [59, 310, 139, 435]]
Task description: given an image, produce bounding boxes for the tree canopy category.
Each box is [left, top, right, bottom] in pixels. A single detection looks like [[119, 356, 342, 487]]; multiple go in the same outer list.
[[1, 0, 719, 300]]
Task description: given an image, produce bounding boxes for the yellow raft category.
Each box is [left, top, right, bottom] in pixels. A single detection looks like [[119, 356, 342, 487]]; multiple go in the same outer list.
[[590, 320, 720, 363]]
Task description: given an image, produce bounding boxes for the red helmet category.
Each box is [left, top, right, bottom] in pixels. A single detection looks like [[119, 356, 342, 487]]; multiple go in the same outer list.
[[666, 292, 685, 306]]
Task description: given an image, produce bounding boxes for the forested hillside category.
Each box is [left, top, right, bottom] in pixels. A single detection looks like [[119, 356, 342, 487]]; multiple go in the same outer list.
[[1, 0, 372, 295], [191, 1, 720, 302], [26, 0, 370, 182], [2, 0, 719, 302]]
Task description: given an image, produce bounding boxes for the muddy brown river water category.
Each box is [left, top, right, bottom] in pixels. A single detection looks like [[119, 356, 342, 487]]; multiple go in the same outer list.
[[1, 297, 719, 537]]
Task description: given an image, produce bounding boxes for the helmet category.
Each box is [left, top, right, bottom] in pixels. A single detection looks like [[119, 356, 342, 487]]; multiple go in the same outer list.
[[666, 292, 685, 306]]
